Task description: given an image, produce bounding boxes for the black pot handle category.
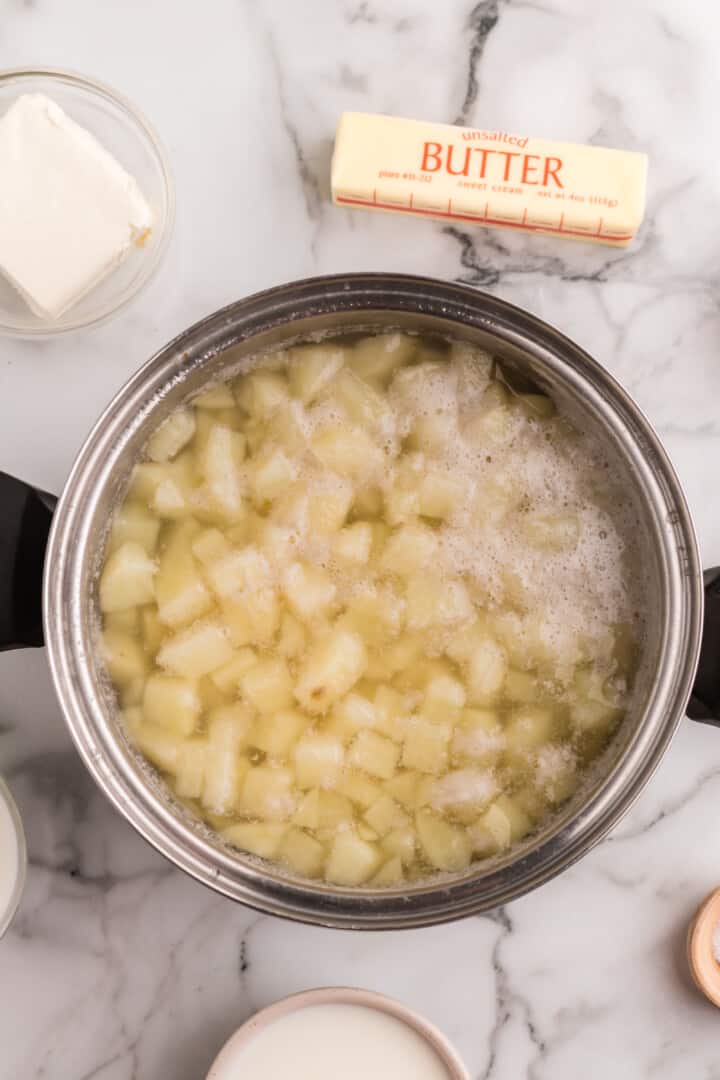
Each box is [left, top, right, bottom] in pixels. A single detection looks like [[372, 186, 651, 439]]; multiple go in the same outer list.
[[688, 568, 720, 725], [0, 472, 57, 651]]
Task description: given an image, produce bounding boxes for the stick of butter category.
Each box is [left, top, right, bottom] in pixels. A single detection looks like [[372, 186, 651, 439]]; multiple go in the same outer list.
[[332, 112, 647, 247]]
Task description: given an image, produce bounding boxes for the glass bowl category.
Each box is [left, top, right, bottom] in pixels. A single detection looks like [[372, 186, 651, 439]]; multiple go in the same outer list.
[[0, 776, 26, 939], [0, 67, 174, 336]]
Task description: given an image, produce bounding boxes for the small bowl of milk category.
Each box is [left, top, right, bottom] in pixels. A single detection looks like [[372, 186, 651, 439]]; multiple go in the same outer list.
[[206, 986, 470, 1080], [0, 776, 26, 938]]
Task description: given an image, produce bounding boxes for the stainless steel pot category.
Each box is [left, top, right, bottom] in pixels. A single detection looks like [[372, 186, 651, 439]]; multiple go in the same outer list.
[[2, 274, 718, 929]]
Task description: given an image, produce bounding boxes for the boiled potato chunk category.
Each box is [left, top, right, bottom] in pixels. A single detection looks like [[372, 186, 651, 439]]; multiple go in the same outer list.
[[235, 369, 289, 418], [175, 739, 207, 798], [143, 674, 201, 736], [348, 730, 400, 780], [146, 407, 196, 462], [222, 822, 287, 858], [332, 522, 372, 565], [294, 628, 367, 714], [100, 629, 146, 687], [372, 856, 404, 886], [416, 809, 471, 872], [157, 621, 234, 678], [382, 825, 416, 866], [364, 794, 409, 837], [311, 425, 382, 483], [108, 503, 160, 554], [200, 425, 246, 521], [325, 831, 381, 885], [155, 526, 213, 629], [252, 708, 306, 759], [283, 562, 337, 621], [293, 733, 345, 789], [465, 635, 507, 706], [380, 522, 437, 575], [451, 709, 505, 765], [289, 343, 345, 404], [240, 658, 294, 713], [239, 766, 295, 821], [351, 332, 416, 385], [401, 717, 452, 775], [279, 828, 326, 878], [99, 542, 157, 613], [131, 723, 181, 773], [504, 707, 556, 765]]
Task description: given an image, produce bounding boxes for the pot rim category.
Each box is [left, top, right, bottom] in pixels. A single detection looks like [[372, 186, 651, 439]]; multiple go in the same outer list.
[[43, 273, 704, 928]]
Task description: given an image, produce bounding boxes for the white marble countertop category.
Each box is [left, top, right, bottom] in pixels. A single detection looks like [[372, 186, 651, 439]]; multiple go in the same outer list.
[[2, 1, 720, 1076]]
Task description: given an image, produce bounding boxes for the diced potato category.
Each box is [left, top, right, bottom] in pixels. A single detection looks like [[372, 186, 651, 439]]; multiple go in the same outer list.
[[341, 584, 404, 645], [295, 628, 368, 714], [353, 484, 384, 519], [468, 802, 512, 856], [461, 382, 514, 445], [210, 648, 258, 694], [383, 485, 420, 527], [429, 768, 497, 823], [418, 471, 466, 520], [100, 629, 146, 687], [279, 828, 326, 879], [222, 822, 287, 858], [372, 856, 404, 886], [235, 369, 290, 417], [293, 789, 321, 829], [252, 709, 306, 759], [239, 766, 296, 821], [332, 522, 373, 565], [157, 621, 234, 678], [143, 674, 201, 736], [383, 633, 425, 676], [373, 685, 411, 743], [351, 332, 416, 385], [339, 769, 382, 810], [535, 744, 579, 804], [572, 699, 623, 736], [207, 704, 253, 746], [244, 588, 281, 646], [155, 525, 213, 629], [401, 717, 452, 775], [331, 692, 376, 740], [451, 709, 505, 765], [277, 612, 307, 659], [99, 541, 157, 613], [289, 343, 345, 404], [200, 425, 246, 521], [142, 608, 165, 656], [327, 367, 393, 431], [191, 527, 232, 567], [422, 674, 466, 723], [382, 825, 416, 866], [325, 831, 381, 885], [146, 408, 196, 462], [306, 480, 353, 535], [197, 675, 226, 711], [132, 723, 181, 774], [108, 503, 161, 554], [524, 512, 580, 552], [317, 791, 354, 829], [364, 794, 409, 837], [293, 733, 345, 789], [248, 447, 297, 504], [193, 384, 236, 409], [384, 771, 422, 810], [416, 809, 471, 872], [240, 658, 294, 714], [405, 577, 473, 632], [494, 795, 533, 842], [505, 706, 556, 765], [380, 522, 437, 575], [466, 635, 507, 706], [175, 739, 207, 798], [348, 729, 399, 780], [311, 425, 382, 483], [283, 562, 337, 622], [205, 545, 271, 600]]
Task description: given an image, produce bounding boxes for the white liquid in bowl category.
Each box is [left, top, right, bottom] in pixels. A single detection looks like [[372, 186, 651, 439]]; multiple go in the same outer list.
[[211, 1002, 452, 1080], [0, 782, 24, 934]]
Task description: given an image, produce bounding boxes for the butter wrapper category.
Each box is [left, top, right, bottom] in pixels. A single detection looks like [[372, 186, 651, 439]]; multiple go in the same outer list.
[[331, 112, 647, 247]]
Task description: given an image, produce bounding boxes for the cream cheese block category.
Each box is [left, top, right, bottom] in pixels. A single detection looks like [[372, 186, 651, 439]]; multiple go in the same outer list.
[[0, 93, 153, 318], [332, 112, 647, 247]]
